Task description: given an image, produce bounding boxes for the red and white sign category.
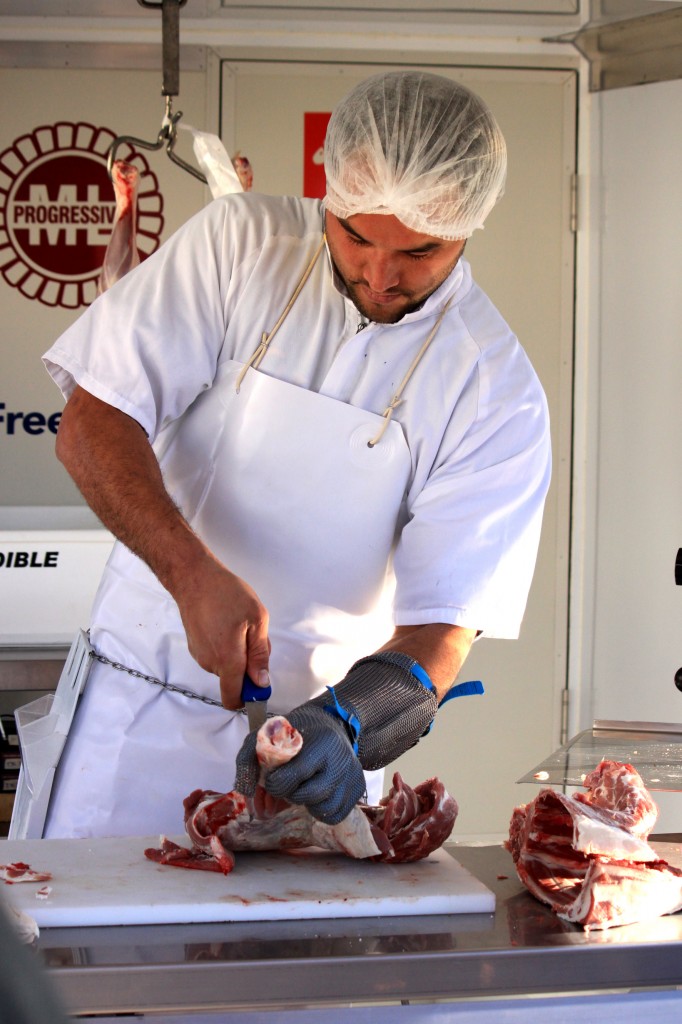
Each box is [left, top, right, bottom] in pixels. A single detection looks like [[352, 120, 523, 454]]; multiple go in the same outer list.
[[303, 112, 331, 200], [0, 122, 164, 309]]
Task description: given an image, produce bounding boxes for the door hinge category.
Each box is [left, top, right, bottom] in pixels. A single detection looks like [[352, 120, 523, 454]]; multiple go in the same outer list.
[[560, 687, 570, 745], [569, 173, 578, 234]]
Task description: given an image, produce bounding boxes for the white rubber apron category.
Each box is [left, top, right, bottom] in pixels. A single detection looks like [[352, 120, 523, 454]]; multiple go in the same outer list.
[[44, 246, 449, 839]]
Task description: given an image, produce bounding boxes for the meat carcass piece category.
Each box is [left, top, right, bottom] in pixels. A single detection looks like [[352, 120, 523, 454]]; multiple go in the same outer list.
[[576, 760, 659, 838], [507, 759, 682, 930], [232, 153, 253, 191], [255, 714, 303, 767], [1, 862, 52, 884], [363, 773, 458, 863], [97, 159, 140, 294], [562, 856, 682, 930], [145, 716, 458, 874]]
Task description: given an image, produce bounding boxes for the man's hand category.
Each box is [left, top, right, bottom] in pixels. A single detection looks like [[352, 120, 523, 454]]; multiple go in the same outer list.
[[172, 556, 271, 710], [234, 630, 478, 824], [234, 705, 366, 824]]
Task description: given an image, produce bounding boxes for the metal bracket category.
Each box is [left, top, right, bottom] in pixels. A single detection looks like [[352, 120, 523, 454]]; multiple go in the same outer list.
[[137, 0, 188, 98], [545, 6, 682, 92]]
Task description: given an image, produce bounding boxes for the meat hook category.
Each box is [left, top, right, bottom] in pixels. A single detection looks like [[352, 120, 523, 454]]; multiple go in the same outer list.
[[105, 0, 207, 184]]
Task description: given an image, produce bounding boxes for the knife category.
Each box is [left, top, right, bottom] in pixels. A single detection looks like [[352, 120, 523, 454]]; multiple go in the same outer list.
[[241, 673, 272, 732]]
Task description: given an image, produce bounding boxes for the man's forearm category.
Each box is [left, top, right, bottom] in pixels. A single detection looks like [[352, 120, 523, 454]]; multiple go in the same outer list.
[[55, 385, 208, 592], [379, 623, 476, 700]]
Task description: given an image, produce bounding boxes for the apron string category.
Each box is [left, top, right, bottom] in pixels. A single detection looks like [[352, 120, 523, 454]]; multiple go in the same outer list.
[[237, 235, 455, 449], [367, 296, 454, 448], [236, 235, 327, 393]]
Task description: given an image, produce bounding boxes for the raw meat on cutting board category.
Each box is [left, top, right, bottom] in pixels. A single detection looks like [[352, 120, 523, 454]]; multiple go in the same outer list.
[[507, 759, 682, 930], [146, 716, 458, 873]]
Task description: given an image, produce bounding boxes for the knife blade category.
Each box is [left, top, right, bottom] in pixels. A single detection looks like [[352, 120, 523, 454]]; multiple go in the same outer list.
[[241, 673, 272, 732]]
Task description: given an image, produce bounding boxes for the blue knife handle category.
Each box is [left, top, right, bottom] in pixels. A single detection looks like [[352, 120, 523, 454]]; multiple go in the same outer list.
[[240, 674, 272, 703]]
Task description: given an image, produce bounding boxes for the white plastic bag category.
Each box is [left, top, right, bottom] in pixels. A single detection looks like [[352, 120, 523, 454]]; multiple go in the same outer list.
[[180, 124, 247, 198], [9, 631, 93, 840]]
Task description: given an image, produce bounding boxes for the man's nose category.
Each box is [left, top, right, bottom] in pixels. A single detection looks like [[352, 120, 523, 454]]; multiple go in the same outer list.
[[363, 253, 400, 293]]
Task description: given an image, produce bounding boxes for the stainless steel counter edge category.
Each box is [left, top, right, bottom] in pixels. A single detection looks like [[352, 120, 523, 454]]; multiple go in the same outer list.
[[33, 843, 682, 1016], [47, 944, 682, 1016]]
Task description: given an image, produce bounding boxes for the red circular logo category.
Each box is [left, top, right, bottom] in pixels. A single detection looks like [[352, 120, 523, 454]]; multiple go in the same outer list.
[[0, 122, 164, 309]]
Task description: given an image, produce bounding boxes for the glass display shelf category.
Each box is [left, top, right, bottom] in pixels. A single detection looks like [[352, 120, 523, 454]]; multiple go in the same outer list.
[[518, 720, 682, 791]]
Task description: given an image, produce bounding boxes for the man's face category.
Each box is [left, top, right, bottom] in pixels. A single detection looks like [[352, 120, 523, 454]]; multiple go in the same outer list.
[[324, 211, 466, 324]]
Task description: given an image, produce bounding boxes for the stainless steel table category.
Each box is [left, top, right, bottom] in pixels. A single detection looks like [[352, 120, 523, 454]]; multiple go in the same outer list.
[[26, 841, 682, 1019]]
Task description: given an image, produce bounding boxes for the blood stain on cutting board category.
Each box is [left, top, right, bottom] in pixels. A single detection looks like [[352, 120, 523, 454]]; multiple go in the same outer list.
[[281, 851, 347, 870]]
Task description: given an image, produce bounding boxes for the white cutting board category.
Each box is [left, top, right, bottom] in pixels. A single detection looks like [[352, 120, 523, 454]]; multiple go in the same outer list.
[[0, 836, 495, 927]]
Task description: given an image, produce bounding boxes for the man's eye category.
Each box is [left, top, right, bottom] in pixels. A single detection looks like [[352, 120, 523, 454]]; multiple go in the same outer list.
[[347, 235, 368, 247]]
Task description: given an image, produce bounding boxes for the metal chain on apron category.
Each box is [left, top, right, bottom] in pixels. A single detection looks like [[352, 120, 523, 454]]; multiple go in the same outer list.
[[235, 231, 454, 447], [88, 643, 231, 711]]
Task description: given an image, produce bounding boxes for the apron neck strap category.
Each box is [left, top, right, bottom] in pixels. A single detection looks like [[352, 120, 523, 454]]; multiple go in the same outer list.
[[368, 296, 454, 448], [236, 237, 454, 448], [236, 236, 327, 393]]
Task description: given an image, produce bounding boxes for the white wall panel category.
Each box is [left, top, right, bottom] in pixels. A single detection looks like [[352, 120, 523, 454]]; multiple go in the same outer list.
[[591, 78, 682, 829]]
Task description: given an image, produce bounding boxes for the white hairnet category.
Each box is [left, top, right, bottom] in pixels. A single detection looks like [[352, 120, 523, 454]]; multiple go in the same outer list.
[[324, 71, 507, 240]]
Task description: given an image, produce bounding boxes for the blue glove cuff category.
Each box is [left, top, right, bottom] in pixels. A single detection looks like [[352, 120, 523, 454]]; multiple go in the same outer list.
[[324, 685, 362, 755], [313, 651, 484, 771]]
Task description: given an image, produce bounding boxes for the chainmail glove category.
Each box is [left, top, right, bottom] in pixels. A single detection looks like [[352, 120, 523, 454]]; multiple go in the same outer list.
[[234, 651, 440, 824], [234, 704, 367, 825], [233, 731, 262, 798], [310, 650, 440, 771]]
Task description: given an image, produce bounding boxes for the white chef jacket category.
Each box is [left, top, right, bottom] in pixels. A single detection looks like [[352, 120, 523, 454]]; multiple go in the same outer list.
[[44, 192, 551, 643]]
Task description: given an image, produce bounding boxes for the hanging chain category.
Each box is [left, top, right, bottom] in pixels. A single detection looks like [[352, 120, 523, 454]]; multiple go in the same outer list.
[[88, 648, 232, 711]]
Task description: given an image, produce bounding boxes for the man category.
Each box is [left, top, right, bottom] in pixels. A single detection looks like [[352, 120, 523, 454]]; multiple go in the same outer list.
[[40, 70, 550, 838]]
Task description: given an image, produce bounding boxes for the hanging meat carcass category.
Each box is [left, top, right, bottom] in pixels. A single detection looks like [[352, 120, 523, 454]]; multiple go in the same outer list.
[[97, 160, 140, 294]]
